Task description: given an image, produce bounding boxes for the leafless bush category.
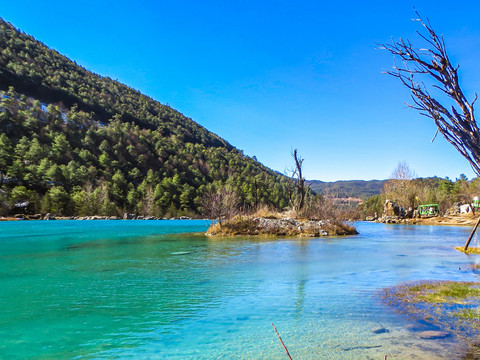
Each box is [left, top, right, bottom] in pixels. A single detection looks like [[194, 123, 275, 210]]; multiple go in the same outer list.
[[201, 187, 239, 225], [300, 194, 348, 222]]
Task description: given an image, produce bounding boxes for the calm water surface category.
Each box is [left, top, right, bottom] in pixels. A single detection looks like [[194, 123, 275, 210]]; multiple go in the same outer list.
[[0, 220, 479, 359]]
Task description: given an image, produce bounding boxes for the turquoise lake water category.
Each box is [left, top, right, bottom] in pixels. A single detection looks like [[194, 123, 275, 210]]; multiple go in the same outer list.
[[0, 220, 479, 359]]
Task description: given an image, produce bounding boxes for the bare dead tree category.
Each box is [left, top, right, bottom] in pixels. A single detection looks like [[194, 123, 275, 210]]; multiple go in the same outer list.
[[383, 162, 418, 209], [288, 149, 308, 213], [381, 11, 480, 175]]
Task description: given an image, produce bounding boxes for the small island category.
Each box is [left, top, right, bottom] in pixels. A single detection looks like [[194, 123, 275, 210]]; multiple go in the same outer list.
[[206, 214, 357, 237]]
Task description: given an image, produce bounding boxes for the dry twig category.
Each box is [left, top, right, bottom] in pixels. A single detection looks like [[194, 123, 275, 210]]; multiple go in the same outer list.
[[272, 323, 293, 360]]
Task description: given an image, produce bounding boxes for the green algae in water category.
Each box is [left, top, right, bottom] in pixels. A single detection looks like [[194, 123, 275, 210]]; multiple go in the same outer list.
[[383, 280, 480, 348], [406, 281, 480, 304]]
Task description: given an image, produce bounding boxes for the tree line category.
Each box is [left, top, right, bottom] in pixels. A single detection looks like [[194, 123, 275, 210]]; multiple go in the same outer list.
[[0, 88, 291, 217]]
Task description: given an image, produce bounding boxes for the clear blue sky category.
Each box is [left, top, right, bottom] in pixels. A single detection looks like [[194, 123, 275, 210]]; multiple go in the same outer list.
[[3, 0, 480, 181]]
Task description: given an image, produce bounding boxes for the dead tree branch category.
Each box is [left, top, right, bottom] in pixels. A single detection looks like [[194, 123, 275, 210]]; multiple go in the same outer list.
[[291, 149, 309, 212], [380, 11, 480, 175], [272, 323, 293, 360]]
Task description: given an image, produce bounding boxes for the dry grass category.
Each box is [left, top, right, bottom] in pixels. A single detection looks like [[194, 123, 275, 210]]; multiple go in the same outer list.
[[250, 206, 283, 219], [455, 247, 480, 254], [405, 215, 479, 227]]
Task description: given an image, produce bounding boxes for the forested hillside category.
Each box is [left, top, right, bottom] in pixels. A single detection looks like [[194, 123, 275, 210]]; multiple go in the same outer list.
[[0, 19, 229, 149], [0, 19, 291, 217]]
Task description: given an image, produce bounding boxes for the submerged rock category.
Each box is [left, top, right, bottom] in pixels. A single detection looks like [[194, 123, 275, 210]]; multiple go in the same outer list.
[[371, 326, 389, 334], [418, 330, 450, 339]]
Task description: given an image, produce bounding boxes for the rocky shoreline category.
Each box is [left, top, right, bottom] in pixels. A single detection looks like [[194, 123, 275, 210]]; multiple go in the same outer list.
[[206, 216, 358, 237], [365, 199, 479, 227], [370, 213, 478, 226]]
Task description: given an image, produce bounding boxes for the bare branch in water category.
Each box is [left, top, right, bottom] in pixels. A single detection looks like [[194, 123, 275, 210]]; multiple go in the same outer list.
[[272, 323, 293, 360]]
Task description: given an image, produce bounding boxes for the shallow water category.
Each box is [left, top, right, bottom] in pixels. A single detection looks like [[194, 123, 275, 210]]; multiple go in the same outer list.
[[0, 220, 478, 359]]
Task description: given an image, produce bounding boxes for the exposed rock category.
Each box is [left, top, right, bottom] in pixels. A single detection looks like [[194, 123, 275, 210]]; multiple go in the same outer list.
[[44, 213, 56, 220], [123, 213, 136, 220], [362, 213, 378, 222], [382, 216, 402, 224], [446, 202, 462, 216], [180, 216, 191, 220], [384, 200, 400, 217], [405, 207, 414, 218]]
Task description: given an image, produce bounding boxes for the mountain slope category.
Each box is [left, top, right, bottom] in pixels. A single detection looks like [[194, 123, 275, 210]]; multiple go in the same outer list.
[[0, 19, 229, 149], [0, 19, 291, 217]]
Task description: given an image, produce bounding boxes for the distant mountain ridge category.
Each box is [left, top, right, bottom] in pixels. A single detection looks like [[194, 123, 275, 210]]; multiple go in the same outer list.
[[307, 179, 388, 199]]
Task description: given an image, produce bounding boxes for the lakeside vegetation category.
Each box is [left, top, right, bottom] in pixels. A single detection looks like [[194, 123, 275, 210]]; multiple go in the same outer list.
[[201, 149, 358, 236], [360, 170, 479, 219]]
